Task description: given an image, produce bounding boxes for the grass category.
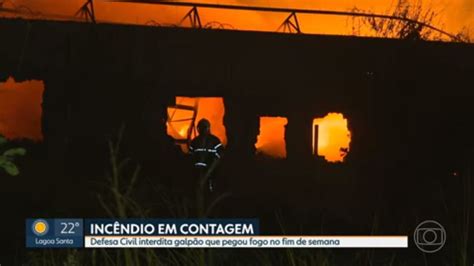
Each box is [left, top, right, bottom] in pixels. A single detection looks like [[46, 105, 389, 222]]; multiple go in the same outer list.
[[22, 130, 473, 265]]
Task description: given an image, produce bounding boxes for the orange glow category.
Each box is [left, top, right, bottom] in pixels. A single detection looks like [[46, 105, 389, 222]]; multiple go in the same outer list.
[[167, 97, 227, 152], [313, 113, 351, 162], [2, 0, 471, 40], [0, 77, 44, 140], [255, 116, 287, 158]]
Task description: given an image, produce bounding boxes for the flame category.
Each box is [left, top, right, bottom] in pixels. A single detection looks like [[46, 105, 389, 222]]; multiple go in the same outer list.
[[167, 104, 195, 140], [313, 113, 351, 162], [167, 97, 227, 152], [0, 77, 44, 140], [178, 127, 188, 138], [255, 116, 287, 158]]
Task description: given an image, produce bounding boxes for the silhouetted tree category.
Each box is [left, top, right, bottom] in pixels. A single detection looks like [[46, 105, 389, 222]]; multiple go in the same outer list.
[[351, 0, 443, 41]]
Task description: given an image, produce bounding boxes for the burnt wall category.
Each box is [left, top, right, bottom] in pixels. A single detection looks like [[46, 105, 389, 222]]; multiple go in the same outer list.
[[1, 18, 474, 226]]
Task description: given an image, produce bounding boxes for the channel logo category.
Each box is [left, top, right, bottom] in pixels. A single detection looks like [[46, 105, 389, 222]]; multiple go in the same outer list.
[[31, 219, 49, 236], [413, 220, 446, 253]]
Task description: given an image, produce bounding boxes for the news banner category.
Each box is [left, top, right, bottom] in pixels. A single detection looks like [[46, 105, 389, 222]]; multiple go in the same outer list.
[[26, 219, 407, 248]]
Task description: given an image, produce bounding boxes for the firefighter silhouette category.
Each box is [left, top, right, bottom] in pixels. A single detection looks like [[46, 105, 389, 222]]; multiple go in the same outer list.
[[189, 118, 224, 192]]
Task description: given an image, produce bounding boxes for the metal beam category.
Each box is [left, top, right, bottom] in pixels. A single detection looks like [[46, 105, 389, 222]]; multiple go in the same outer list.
[[179, 6, 201, 28], [110, 0, 460, 41], [75, 0, 96, 23], [277, 12, 301, 34]]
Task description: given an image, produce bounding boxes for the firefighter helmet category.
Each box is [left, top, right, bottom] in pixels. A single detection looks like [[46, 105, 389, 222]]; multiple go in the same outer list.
[[197, 118, 211, 135]]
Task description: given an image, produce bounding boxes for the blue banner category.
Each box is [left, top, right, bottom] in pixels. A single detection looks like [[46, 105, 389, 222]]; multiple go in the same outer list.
[[85, 219, 259, 236], [27, 218, 259, 248]]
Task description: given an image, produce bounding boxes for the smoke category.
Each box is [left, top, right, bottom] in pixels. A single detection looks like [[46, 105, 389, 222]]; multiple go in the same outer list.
[[2, 0, 471, 35], [8, 0, 81, 15], [3, 0, 470, 37], [433, 0, 473, 35], [460, 0, 473, 25]]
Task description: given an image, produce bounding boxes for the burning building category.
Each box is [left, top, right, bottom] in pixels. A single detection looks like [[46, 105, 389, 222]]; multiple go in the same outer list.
[[0, 16, 473, 216]]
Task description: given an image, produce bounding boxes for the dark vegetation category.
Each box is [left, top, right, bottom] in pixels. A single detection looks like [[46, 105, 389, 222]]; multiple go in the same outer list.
[[0, 130, 471, 265], [351, 0, 471, 42]]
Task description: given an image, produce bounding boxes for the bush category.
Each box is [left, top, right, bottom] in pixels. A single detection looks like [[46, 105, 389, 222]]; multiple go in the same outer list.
[[0, 135, 26, 176]]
